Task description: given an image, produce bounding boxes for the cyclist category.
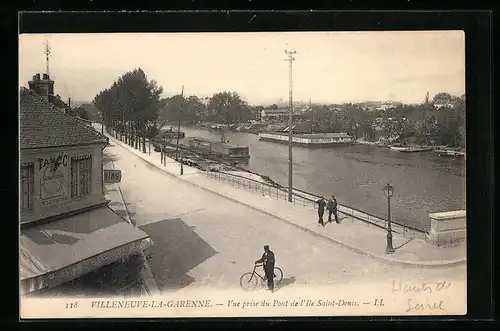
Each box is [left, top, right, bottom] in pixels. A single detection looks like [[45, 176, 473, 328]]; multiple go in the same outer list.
[[255, 245, 275, 292]]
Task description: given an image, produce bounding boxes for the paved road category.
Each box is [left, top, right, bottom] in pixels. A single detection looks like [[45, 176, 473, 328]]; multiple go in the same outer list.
[[105, 141, 466, 294]]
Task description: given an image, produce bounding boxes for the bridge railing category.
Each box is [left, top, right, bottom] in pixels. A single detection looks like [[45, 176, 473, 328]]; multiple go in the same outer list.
[[204, 170, 427, 239]]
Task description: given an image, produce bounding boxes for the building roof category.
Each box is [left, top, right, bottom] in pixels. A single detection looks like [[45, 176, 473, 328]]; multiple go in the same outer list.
[[20, 88, 108, 149], [262, 108, 289, 114], [20, 206, 151, 293]]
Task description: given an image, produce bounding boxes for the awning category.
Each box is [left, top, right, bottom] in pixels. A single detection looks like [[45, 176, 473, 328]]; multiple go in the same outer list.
[[20, 206, 152, 295]]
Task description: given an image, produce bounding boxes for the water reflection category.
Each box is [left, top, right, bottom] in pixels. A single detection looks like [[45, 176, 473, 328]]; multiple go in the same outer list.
[[175, 126, 466, 229]]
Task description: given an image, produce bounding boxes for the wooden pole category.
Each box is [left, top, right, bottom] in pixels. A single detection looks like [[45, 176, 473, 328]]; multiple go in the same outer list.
[[175, 85, 184, 161]]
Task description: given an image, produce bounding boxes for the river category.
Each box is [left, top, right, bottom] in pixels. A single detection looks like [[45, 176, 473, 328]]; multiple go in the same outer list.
[[170, 125, 466, 231]]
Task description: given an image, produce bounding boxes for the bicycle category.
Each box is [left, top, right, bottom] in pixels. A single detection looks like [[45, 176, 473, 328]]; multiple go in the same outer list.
[[239, 263, 283, 291]]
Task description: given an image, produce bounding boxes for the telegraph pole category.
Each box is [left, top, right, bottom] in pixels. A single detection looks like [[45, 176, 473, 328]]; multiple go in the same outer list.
[[175, 85, 184, 161], [284, 46, 296, 203], [310, 97, 314, 134], [44, 41, 51, 76]]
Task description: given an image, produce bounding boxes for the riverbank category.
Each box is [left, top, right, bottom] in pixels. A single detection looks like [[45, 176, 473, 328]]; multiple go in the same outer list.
[[100, 128, 466, 268], [187, 122, 465, 153], [161, 123, 466, 230]]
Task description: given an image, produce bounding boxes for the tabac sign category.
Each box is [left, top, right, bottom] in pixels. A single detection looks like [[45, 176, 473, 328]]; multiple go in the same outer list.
[[103, 169, 122, 184], [38, 152, 69, 206]]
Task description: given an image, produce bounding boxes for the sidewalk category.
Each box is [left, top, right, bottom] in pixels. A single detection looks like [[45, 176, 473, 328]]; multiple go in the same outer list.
[[105, 132, 466, 268], [103, 156, 160, 295]]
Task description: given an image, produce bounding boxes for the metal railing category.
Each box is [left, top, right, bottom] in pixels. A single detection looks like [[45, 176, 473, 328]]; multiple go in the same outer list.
[[204, 171, 427, 239]]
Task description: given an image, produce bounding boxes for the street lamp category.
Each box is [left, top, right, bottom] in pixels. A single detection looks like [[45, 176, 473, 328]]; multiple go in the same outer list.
[[284, 45, 296, 203], [383, 183, 395, 254]]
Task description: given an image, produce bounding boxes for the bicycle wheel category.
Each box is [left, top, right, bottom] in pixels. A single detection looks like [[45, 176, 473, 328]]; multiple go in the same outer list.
[[273, 267, 284, 285], [240, 272, 259, 291]]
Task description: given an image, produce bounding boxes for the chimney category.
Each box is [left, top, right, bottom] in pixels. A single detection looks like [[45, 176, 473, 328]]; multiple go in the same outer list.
[[36, 73, 41, 80], [42, 73, 49, 80]]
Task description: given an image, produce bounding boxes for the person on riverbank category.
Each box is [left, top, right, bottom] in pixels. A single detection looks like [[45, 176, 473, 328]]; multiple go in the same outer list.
[[316, 197, 326, 226], [327, 195, 339, 224]]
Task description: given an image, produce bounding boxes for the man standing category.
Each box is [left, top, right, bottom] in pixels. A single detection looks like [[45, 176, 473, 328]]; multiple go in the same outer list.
[[327, 195, 339, 224], [316, 197, 326, 226], [255, 245, 275, 292]]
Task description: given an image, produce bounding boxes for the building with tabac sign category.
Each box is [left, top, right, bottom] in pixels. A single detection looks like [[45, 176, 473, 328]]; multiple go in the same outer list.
[[19, 81, 152, 296]]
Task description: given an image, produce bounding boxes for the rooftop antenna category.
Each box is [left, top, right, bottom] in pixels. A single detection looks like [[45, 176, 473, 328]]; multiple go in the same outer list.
[[44, 40, 51, 76]]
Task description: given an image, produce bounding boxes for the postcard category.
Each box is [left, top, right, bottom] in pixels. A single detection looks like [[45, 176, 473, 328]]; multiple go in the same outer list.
[[19, 30, 466, 319]]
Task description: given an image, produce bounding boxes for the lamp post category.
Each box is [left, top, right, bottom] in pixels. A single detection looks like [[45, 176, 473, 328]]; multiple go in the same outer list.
[[383, 183, 395, 254], [284, 45, 296, 203]]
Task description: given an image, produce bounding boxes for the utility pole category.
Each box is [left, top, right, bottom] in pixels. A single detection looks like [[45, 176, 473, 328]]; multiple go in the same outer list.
[[175, 85, 184, 161], [44, 41, 51, 76], [310, 97, 314, 134], [284, 45, 297, 203]]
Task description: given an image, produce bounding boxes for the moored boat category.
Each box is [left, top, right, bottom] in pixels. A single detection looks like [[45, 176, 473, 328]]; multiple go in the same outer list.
[[181, 137, 250, 162], [434, 149, 466, 158], [259, 132, 355, 147], [390, 145, 433, 152]]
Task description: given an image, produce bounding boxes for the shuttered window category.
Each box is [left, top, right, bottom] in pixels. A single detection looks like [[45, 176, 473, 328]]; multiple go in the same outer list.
[[70, 155, 92, 198], [20, 163, 34, 211]]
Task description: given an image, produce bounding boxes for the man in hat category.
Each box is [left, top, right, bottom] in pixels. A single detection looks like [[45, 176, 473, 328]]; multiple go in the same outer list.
[[327, 195, 339, 224], [255, 245, 276, 292]]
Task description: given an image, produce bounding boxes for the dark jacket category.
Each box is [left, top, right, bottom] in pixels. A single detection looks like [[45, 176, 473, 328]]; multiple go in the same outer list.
[[256, 250, 275, 269], [327, 198, 337, 211], [316, 199, 326, 213]]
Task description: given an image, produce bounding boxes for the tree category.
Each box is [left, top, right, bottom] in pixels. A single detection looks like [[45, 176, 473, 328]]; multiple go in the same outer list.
[[208, 91, 252, 124], [269, 104, 278, 110], [433, 92, 454, 105], [160, 95, 185, 122], [92, 68, 163, 152], [185, 96, 207, 124], [76, 106, 90, 120]]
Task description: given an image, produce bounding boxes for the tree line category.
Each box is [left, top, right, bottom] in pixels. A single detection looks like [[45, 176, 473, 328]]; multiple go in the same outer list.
[[158, 91, 255, 124], [92, 68, 163, 152], [92, 68, 257, 148], [304, 93, 465, 148], [92, 68, 465, 149]]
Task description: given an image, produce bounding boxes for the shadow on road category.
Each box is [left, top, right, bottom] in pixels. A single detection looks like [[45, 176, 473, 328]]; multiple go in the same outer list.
[[277, 276, 296, 290], [394, 238, 414, 250], [140, 218, 218, 292]]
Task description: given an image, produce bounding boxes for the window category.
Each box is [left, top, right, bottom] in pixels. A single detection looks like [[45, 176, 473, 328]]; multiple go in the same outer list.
[[20, 163, 34, 211], [70, 155, 92, 198]]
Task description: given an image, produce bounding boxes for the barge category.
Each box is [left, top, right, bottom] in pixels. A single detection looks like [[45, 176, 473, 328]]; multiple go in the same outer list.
[[158, 128, 185, 140], [258, 132, 355, 147], [434, 149, 466, 158], [180, 137, 250, 162], [390, 145, 433, 153]]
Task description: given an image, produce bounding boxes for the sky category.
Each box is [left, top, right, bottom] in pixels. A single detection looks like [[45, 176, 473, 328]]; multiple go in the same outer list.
[[19, 31, 465, 105]]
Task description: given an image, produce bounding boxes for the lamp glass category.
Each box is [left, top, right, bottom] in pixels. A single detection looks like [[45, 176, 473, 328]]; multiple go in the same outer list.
[[383, 183, 394, 198]]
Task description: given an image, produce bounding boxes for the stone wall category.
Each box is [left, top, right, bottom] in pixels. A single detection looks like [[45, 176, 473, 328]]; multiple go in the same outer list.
[[426, 210, 466, 247]]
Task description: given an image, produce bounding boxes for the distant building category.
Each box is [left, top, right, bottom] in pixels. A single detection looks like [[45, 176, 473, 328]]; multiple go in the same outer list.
[[376, 101, 402, 111], [328, 107, 343, 112], [20, 79, 152, 296], [362, 106, 376, 112], [260, 108, 303, 122], [433, 102, 454, 109]]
